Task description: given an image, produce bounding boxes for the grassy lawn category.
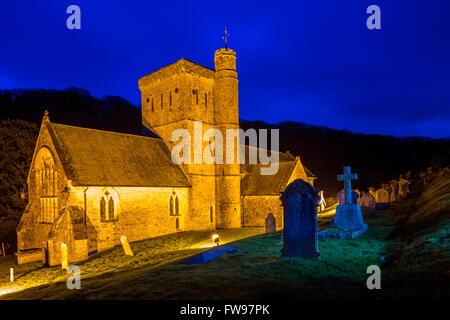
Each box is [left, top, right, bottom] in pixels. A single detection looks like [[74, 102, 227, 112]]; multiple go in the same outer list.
[[91, 214, 395, 300], [0, 214, 395, 300], [0, 227, 265, 299]]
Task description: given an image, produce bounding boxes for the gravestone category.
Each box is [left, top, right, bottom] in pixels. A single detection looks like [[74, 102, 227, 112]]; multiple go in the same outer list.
[[120, 236, 134, 256], [369, 187, 377, 199], [375, 185, 390, 210], [334, 166, 366, 231], [184, 246, 237, 264], [360, 192, 376, 216], [265, 213, 276, 233], [279, 179, 320, 258], [337, 189, 359, 205], [398, 176, 409, 197], [389, 183, 397, 202], [61, 243, 69, 270]]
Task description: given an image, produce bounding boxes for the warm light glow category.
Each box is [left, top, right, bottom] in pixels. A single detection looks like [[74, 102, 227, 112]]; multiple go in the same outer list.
[[0, 286, 24, 297], [212, 234, 220, 246], [198, 244, 217, 248], [317, 203, 337, 219]]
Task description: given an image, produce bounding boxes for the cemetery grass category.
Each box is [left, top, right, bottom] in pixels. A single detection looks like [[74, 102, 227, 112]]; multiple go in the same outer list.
[[0, 215, 396, 300], [0, 227, 266, 299]]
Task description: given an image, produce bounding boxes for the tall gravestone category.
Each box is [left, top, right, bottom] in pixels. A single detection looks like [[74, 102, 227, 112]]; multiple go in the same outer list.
[[335, 166, 365, 231], [280, 179, 320, 258], [61, 243, 69, 270], [265, 213, 276, 233]]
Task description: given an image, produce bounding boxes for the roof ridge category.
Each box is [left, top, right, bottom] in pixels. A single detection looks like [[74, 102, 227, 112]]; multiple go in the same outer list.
[[50, 122, 161, 141]]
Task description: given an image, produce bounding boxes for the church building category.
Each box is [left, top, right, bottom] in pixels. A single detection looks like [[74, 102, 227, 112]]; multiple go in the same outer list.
[[17, 47, 316, 265]]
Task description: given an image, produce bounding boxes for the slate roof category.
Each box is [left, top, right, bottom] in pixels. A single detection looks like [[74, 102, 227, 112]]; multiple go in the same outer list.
[[47, 122, 191, 188], [239, 144, 317, 196], [241, 161, 297, 196]]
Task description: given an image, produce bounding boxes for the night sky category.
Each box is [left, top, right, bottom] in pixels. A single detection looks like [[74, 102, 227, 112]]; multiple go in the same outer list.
[[1, 1, 449, 138]]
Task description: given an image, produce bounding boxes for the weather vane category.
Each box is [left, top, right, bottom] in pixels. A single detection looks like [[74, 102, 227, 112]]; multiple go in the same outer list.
[[222, 27, 229, 50]]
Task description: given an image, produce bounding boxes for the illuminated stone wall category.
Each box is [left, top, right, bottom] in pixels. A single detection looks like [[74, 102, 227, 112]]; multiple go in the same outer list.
[[139, 49, 242, 230], [67, 186, 190, 252], [17, 122, 69, 252], [44, 186, 190, 266], [242, 196, 284, 228], [242, 159, 314, 228]]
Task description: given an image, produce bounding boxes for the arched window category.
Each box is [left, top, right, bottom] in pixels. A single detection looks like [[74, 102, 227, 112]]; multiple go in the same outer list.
[[169, 196, 174, 216], [100, 196, 106, 221], [205, 93, 208, 108], [175, 217, 180, 230], [151, 98, 154, 112], [210, 205, 214, 223], [100, 191, 117, 222], [34, 147, 58, 224], [108, 196, 114, 219], [170, 192, 180, 216], [175, 196, 179, 215]]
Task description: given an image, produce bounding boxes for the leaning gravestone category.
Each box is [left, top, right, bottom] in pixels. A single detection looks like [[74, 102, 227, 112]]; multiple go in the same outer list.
[[279, 179, 320, 258], [120, 236, 134, 256], [265, 213, 276, 233]]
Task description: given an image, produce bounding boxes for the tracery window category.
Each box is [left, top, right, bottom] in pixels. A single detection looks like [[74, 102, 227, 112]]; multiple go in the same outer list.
[[35, 147, 58, 224]]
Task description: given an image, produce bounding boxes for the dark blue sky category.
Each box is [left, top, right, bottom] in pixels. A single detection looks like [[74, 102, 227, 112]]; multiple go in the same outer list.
[[1, 1, 449, 138]]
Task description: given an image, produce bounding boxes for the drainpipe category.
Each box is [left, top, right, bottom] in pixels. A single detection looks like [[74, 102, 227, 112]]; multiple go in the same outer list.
[[83, 187, 89, 229]]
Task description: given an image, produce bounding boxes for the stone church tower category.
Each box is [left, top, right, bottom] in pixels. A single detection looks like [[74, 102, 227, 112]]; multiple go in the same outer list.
[[138, 47, 241, 230], [213, 49, 241, 228]]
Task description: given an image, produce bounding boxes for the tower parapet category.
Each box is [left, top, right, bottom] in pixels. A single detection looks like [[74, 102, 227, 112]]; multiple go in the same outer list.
[[214, 49, 239, 126]]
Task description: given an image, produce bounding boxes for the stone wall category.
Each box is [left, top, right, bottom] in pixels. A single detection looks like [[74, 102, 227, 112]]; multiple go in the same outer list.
[[242, 195, 284, 228], [17, 122, 70, 252], [74, 186, 191, 252]]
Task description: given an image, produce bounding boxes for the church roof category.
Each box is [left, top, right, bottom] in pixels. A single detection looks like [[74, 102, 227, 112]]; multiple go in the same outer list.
[[241, 161, 297, 196], [47, 123, 191, 188], [139, 58, 215, 86]]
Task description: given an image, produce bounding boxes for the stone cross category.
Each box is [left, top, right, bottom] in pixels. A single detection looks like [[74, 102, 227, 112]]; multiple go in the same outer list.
[[120, 236, 134, 256], [337, 166, 358, 205]]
